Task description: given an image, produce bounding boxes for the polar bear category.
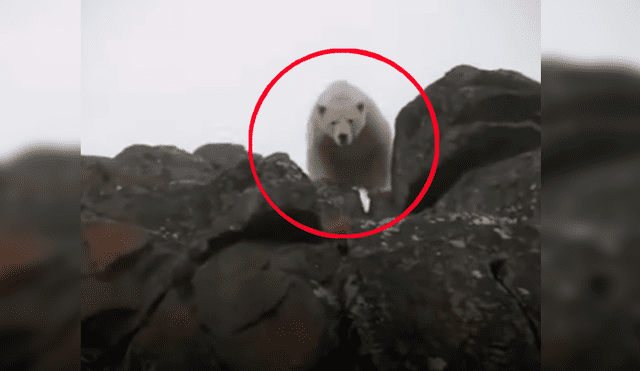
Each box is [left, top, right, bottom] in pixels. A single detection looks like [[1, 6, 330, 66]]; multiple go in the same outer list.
[[307, 80, 392, 194]]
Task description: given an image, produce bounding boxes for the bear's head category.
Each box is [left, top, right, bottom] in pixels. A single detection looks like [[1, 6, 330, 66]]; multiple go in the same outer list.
[[316, 97, 366, 147]]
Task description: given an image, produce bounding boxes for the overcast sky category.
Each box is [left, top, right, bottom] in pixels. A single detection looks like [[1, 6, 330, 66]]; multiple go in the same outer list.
[[1, 1, 638, 167], [0, 0, 80, 162], [79, 0, 541, 172], [541, 0, 640, 63]]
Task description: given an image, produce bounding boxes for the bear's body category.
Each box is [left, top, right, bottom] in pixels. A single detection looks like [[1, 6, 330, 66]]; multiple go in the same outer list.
[[306, 80, 392, 193]]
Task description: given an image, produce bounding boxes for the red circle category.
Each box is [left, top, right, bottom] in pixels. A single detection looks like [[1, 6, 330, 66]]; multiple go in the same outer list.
[[249, 48, 439, 239]]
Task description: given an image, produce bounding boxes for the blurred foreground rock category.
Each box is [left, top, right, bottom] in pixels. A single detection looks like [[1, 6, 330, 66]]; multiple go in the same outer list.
[[541, 58, 640, 370], [0, 145, 80, 371]]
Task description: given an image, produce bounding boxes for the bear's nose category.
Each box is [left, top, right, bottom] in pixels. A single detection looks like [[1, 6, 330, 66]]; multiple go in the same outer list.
[[338, 134, 348, 145]]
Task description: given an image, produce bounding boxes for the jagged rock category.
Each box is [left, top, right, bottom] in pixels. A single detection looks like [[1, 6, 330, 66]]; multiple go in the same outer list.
[[194, 142, 254, 170], [338, 211, 540, 370], [81, 148, 321, 244], [190, 242, 332, 370], [80, 236, 197, 369], [114, 144, 217, 188], [431, 149, 540, 223], [203, 152, 320, 239], [314, 182, 367, 234], [123, 288, 224, 370], [392, 65, 541, 214]]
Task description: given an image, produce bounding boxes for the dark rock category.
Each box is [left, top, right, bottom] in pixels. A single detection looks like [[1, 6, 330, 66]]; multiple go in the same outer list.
[[330, 211, 540, 371], [190, 242, 333, 370], [431, 149, 540, 224], [314, 182, 367, 234], [542, 59, 640, 181], [114, 144, 217, 188], [541, 58, 640, 370], [392, 65, 540, 214], [82, 147, 322, 243], [203, 151, 322, 241], [75, 63, 543, 370], [0, 146, 80, 371], [194, 142, 253, 170]]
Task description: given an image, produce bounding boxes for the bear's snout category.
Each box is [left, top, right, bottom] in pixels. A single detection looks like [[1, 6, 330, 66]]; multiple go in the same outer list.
[[338, 133, 349, 146]]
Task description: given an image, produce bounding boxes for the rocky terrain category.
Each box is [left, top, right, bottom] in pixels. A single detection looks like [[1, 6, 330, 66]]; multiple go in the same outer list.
[[2, 64, 542, 370]]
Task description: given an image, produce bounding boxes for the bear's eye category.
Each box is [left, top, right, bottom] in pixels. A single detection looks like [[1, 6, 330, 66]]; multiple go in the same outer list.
[[348, 119, 353, 124]]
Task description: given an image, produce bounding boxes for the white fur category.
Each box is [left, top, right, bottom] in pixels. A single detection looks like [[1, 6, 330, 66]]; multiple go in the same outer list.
[[306, 80, 392, 192]]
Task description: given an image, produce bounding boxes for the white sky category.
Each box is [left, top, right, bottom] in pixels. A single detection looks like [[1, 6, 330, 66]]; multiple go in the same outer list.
[[80, 0, 541, 172], [541, 0, 640, 64], [2, 1, 637, 167], [0, 0, 80, 162]]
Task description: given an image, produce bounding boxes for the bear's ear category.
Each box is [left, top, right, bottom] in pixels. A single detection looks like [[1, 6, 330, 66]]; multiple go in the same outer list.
[[317, 105, 326, 117], [357, 103, 364, 113]]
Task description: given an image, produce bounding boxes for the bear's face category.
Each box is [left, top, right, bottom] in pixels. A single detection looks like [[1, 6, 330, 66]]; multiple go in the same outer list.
[[316, 98, 365, 147]]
